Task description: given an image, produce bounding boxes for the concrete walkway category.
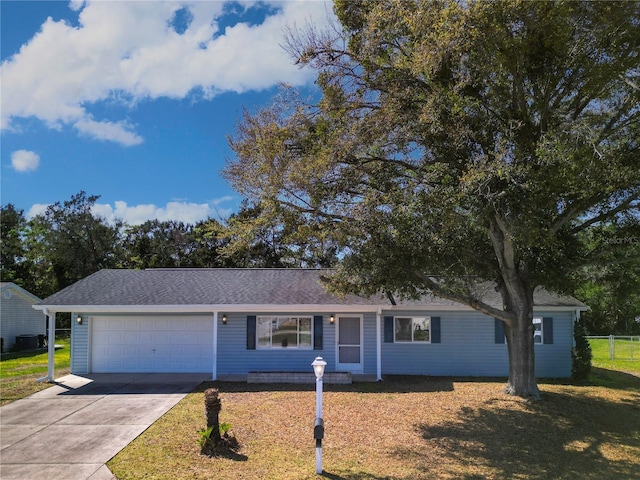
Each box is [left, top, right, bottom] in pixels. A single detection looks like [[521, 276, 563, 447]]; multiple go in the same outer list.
[[0, 373, 210, 480]]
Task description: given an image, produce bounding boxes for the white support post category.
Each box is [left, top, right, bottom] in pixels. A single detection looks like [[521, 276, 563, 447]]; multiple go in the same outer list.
[[609, 334, 615, 360], [48, 311, 55, 380], [376, 308, 382, 381], [316, 375, 323, 419], [316, 440, 322, 474], [38, 310, 56, 383], [316, 375, 323, 474], [212, 312, 218, 381], [312, 356, 326, 475]]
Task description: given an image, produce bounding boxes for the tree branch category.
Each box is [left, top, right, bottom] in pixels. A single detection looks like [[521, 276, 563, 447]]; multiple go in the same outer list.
[[416, 272, 515, 325]]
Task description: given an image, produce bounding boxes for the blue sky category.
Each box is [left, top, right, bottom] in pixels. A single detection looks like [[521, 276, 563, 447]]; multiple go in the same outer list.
[[1, 1, 332, 224]]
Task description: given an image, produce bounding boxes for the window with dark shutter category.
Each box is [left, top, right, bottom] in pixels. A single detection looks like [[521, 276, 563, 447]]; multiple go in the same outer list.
[[384, 316, 394, 343], [314, 315, 323, 350], [247, 315, 256, 350], [543, 317, 553, 344], [431, 317, 441, 343]]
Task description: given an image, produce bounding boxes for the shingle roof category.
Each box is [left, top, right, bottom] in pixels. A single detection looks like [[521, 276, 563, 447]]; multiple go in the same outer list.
[[37, 268, 586, 309], [38, 269, 376, 307]]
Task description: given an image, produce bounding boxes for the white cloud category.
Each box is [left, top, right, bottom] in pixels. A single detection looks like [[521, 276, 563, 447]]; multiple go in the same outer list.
[[74, 118, 143, 145], [26, 203, 49, 218], [11, 149, 40, 172], [0, 1, 333, 144], [27, 197, 234, 225], [93, 199, 232, 225]]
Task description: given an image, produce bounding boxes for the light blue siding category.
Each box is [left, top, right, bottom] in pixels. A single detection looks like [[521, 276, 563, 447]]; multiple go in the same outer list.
[[380, 310, 574, 378], [217, 313, 339, 374], [69, 309, 575, 378], [71, 313, 89, 374], [361, 313, 378, 375], [534, 311, 573, 377]]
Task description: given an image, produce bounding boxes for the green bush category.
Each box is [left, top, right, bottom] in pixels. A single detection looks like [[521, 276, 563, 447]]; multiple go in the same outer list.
[[572, 318, 592, 381]]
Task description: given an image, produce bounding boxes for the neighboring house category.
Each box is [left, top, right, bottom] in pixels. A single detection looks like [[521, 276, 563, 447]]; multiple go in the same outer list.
[[1, 282, 45, 352], [34, 269, 587, 380]]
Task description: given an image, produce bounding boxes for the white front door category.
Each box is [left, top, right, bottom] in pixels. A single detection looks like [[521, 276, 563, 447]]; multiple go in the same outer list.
[[336, 315, 363, 373]]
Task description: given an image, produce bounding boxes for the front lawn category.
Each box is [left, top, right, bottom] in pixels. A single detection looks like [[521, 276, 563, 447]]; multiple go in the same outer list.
[[0, 338, 71, 406], [108, 370, 640, 479]]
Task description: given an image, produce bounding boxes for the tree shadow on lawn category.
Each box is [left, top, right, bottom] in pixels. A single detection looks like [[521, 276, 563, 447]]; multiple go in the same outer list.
[[408, 383, 640, 479]]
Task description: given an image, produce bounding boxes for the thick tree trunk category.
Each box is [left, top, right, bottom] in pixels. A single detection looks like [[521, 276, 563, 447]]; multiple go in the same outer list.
[[504, 310, 540, 399], [489, 217, 541, 399]]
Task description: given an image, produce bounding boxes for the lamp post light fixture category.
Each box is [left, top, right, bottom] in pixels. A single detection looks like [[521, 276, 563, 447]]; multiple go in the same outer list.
[[311, 356, 327, 474]]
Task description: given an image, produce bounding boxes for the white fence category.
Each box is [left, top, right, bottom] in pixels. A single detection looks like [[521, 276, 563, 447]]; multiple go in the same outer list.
[[587, 335, 640, 360]]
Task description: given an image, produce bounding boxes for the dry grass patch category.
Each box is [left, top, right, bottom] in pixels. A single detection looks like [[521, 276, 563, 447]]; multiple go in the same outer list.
[[108, 372, 640, 480]]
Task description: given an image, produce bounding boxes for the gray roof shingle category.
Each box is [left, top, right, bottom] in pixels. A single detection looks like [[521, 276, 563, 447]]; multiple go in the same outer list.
[[37, 268, 586, 309], [38, 269, 374, 306]]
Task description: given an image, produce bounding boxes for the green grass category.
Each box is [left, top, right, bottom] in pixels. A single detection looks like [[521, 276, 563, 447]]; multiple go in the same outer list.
[[588, 338, 640, 373], [0, 338, 71, 405]]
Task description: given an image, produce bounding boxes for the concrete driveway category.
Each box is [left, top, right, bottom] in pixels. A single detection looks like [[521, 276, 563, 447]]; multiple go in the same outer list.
[[0, 373, 209, 480]]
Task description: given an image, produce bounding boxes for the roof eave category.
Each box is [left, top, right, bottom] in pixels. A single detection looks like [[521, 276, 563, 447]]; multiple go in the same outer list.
[[33, 303, 588, 314]]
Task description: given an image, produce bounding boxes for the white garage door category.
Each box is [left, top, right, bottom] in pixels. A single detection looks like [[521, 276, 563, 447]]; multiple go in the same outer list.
[[91, 315, 214, 373]]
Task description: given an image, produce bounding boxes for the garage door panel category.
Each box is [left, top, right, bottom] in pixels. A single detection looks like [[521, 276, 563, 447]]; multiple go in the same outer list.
[[152, 332, 172, 344], [91, 316, 213, 373]]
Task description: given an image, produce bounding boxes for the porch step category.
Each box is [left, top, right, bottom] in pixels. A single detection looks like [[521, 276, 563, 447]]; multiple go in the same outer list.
[[247, 371, 352, 384]]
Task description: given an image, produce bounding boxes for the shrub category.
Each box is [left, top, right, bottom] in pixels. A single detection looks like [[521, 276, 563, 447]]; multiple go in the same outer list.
[[572, 318, 592, 381]]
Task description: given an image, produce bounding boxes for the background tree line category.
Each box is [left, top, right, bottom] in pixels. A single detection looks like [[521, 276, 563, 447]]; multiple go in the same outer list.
[[0, 191, 336, 299], [1, 190, 637, 335]]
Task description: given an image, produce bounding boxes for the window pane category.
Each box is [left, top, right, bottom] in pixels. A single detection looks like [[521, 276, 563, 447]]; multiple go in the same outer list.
[[257, 316, 313, 349], [257, 317, 271, 347], [299, 317, 312, 333], [533, 318, 542, 343], [273, 317, 297, 347], [413, 317, 430, 342], [395, 318, 412, 342]]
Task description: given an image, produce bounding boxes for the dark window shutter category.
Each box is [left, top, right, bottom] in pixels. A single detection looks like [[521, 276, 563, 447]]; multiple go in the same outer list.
[[247, 315, 256, 350], [384, 316, 394, 343], [314, 315, 323, 350], [543, 317, 553, 344], [495, 318, 505, 344], [431, 317, 441, 343]]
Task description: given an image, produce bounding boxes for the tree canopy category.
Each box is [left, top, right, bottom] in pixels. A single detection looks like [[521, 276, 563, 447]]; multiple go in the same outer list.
[[1, 193, 329, 299], [225, 0, 640, 397]]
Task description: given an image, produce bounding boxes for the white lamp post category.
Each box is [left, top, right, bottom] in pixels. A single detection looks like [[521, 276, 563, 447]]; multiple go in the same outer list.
[[311, 356, 327, 474]]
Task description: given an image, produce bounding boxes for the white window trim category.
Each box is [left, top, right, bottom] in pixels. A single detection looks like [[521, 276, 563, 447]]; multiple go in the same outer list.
[[394, 316, 432, 343], [256, 315, 313, 350], [533, 317, 543, 344]]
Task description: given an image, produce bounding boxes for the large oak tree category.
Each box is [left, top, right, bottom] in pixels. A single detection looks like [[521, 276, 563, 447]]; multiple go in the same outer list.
[[225, 0, 640, 398]]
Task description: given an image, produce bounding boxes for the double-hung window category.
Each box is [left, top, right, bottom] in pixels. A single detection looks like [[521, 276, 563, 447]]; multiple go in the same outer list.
[[257, 316, 312, 349], [394, 316, 431, 343], [495, 316, 552, 345], [533, 317, 543, 344]]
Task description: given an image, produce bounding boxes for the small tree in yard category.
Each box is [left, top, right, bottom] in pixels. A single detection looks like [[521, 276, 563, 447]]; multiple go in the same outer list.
[[199, 388, 238, 456], [224, 1, 640, 398]]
